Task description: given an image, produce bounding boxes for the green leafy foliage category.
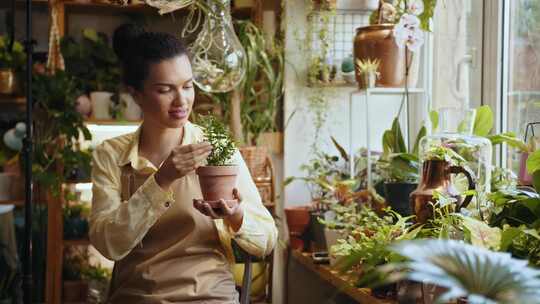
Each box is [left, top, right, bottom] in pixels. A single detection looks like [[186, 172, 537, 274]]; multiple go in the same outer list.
[[385, 239, 540, 303], [198, 115, 236, 166], [472, 105, 494, 137], [32, 70, 92, 196], [0, 35, 26, 70], [331, 207, 420, 288], [201, 20, 283, 145], [378, 117, 426, 183], [60, 28, 120, 93]]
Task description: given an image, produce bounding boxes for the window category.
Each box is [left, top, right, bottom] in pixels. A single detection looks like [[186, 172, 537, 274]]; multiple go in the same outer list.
[[503, 0, 540, 171]]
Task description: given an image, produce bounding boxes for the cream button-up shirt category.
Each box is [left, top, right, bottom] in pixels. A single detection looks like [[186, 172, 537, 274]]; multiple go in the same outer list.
[[89, 121, 278, 264]]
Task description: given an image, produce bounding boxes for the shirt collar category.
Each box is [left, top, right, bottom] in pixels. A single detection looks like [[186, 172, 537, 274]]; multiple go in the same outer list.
[[117, 121, 193, 172]]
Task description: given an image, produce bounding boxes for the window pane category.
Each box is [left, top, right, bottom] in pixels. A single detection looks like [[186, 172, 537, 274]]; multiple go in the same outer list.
[[506, 0, 540, 172]]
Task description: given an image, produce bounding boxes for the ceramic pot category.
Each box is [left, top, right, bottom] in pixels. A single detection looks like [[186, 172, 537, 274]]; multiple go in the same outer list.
[[410, 160, 475, 223], [120, 93, 142, 121], [308, 210, 327, 252], [519, 152, 532, 185], [90, 91, 113, 120], [75, 94, 92, 117], [0, 69, 15, 94], [384, 182, 417, 217], [196, 166, 239, 209], [324, 228, 346, 266], [354, 25, 420, 88]]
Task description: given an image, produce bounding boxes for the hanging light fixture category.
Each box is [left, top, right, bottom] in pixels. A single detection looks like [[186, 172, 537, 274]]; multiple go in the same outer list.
[[190, 0, 246, 93]]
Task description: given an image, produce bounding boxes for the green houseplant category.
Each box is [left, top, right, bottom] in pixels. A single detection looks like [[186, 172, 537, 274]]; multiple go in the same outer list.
[[61, 28, 121, 120], [385, 239, 540, 304], [32, 69, 92, 197], [377, 117, 426, 216], [195, 115, 238, 210], [0, 35, 26, 95]]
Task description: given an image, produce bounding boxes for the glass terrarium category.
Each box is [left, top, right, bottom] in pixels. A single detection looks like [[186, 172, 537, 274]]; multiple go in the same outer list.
[[417, 108, 493, 218]]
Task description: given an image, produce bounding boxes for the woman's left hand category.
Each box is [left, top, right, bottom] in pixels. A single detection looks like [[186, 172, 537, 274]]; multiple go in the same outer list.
[[193, 189, 244, 232]]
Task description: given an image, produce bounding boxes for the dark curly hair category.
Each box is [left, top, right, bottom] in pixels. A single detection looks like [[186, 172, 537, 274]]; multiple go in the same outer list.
[[113, 23, 189, 90]]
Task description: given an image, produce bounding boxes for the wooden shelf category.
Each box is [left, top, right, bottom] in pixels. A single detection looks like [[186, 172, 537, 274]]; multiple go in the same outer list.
[[85, 119, 141, 125], [63, 237, 91, 247], [291, 250, 396, 304], [0, 199, 25, 207], [0, 95, 26, 105]]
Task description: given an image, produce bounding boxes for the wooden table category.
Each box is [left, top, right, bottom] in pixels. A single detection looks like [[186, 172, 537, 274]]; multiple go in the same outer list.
[[290, 250, 396, 304]]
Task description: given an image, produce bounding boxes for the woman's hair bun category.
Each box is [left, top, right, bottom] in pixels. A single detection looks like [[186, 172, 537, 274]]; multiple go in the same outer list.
[[113, 23, 146, 62]]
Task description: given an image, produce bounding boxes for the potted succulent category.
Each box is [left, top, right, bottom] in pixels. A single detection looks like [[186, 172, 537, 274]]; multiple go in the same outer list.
[[356, 58, 380, 89], [377, 117, 426, 217], [340, 55, 356, 84], [196, 115, 239, 211], [354, 0, 436, 88], [0, 35, 26, 95]]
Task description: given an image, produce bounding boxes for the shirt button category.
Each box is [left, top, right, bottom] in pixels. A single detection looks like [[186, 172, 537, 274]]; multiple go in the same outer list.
[[164, 201, 170, 208]]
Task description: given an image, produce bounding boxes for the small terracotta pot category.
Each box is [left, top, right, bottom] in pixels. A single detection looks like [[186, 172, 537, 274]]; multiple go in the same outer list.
[[284, 206, 311, 237], [196, 165, 239, 208]]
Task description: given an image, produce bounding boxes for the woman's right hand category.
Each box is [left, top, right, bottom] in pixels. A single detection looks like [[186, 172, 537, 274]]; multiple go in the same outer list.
[[155, 142, 212, 190]]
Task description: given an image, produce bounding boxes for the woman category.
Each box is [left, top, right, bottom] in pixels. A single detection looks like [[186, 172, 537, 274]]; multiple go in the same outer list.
[[89, 24, 277, 303]]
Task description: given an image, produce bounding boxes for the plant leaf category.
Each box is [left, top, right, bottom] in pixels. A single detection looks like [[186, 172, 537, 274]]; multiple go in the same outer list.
[[430, 110, 439, 133], [331, 136, 349, 162], [527, 150, 540, 174], [473, 105, 494, 137]]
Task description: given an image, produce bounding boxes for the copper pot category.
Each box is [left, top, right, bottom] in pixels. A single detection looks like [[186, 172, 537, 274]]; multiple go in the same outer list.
[[353, 24, 419, 88], [0, 68, 15, 94], [410, 160, 475, 223]]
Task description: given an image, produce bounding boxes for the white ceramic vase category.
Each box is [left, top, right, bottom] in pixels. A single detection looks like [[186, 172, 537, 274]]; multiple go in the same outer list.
[[90, 92, 113, 120], [120, 93, 142, 121], [324, 228, 347, 266], [336, 0, 379, 10]]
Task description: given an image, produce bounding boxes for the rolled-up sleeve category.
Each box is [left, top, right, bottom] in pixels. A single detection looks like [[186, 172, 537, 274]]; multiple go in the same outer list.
[[223, 151, 278, 257], [89, 144, 174, 261]]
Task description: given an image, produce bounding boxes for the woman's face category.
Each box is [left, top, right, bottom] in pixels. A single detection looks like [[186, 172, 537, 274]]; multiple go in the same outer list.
[[132, 54, 195, 129]]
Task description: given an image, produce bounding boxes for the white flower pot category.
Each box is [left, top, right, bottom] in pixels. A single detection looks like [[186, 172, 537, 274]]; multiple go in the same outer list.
[[324, 228, 347, 267], [336, 0, 379, 10], [120, 93, 142, 121], [90, 91, 113, 120], [342, 72, 356, 84], [0, 173, 14, 201]]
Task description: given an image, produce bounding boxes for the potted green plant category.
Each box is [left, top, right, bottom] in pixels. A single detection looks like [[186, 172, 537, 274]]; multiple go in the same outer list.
[[61, 28, 121, 120], [0, 35, 25, 95], [32, 69, 92, 197], [377, 117, 426, 216], [341, 55, 356, 84], [62, 247, 90, 302], [356, 58, 380, 89], [63, 203, 90, 240], [195, 115, 238, 210], [385, 239, 540, 303]]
